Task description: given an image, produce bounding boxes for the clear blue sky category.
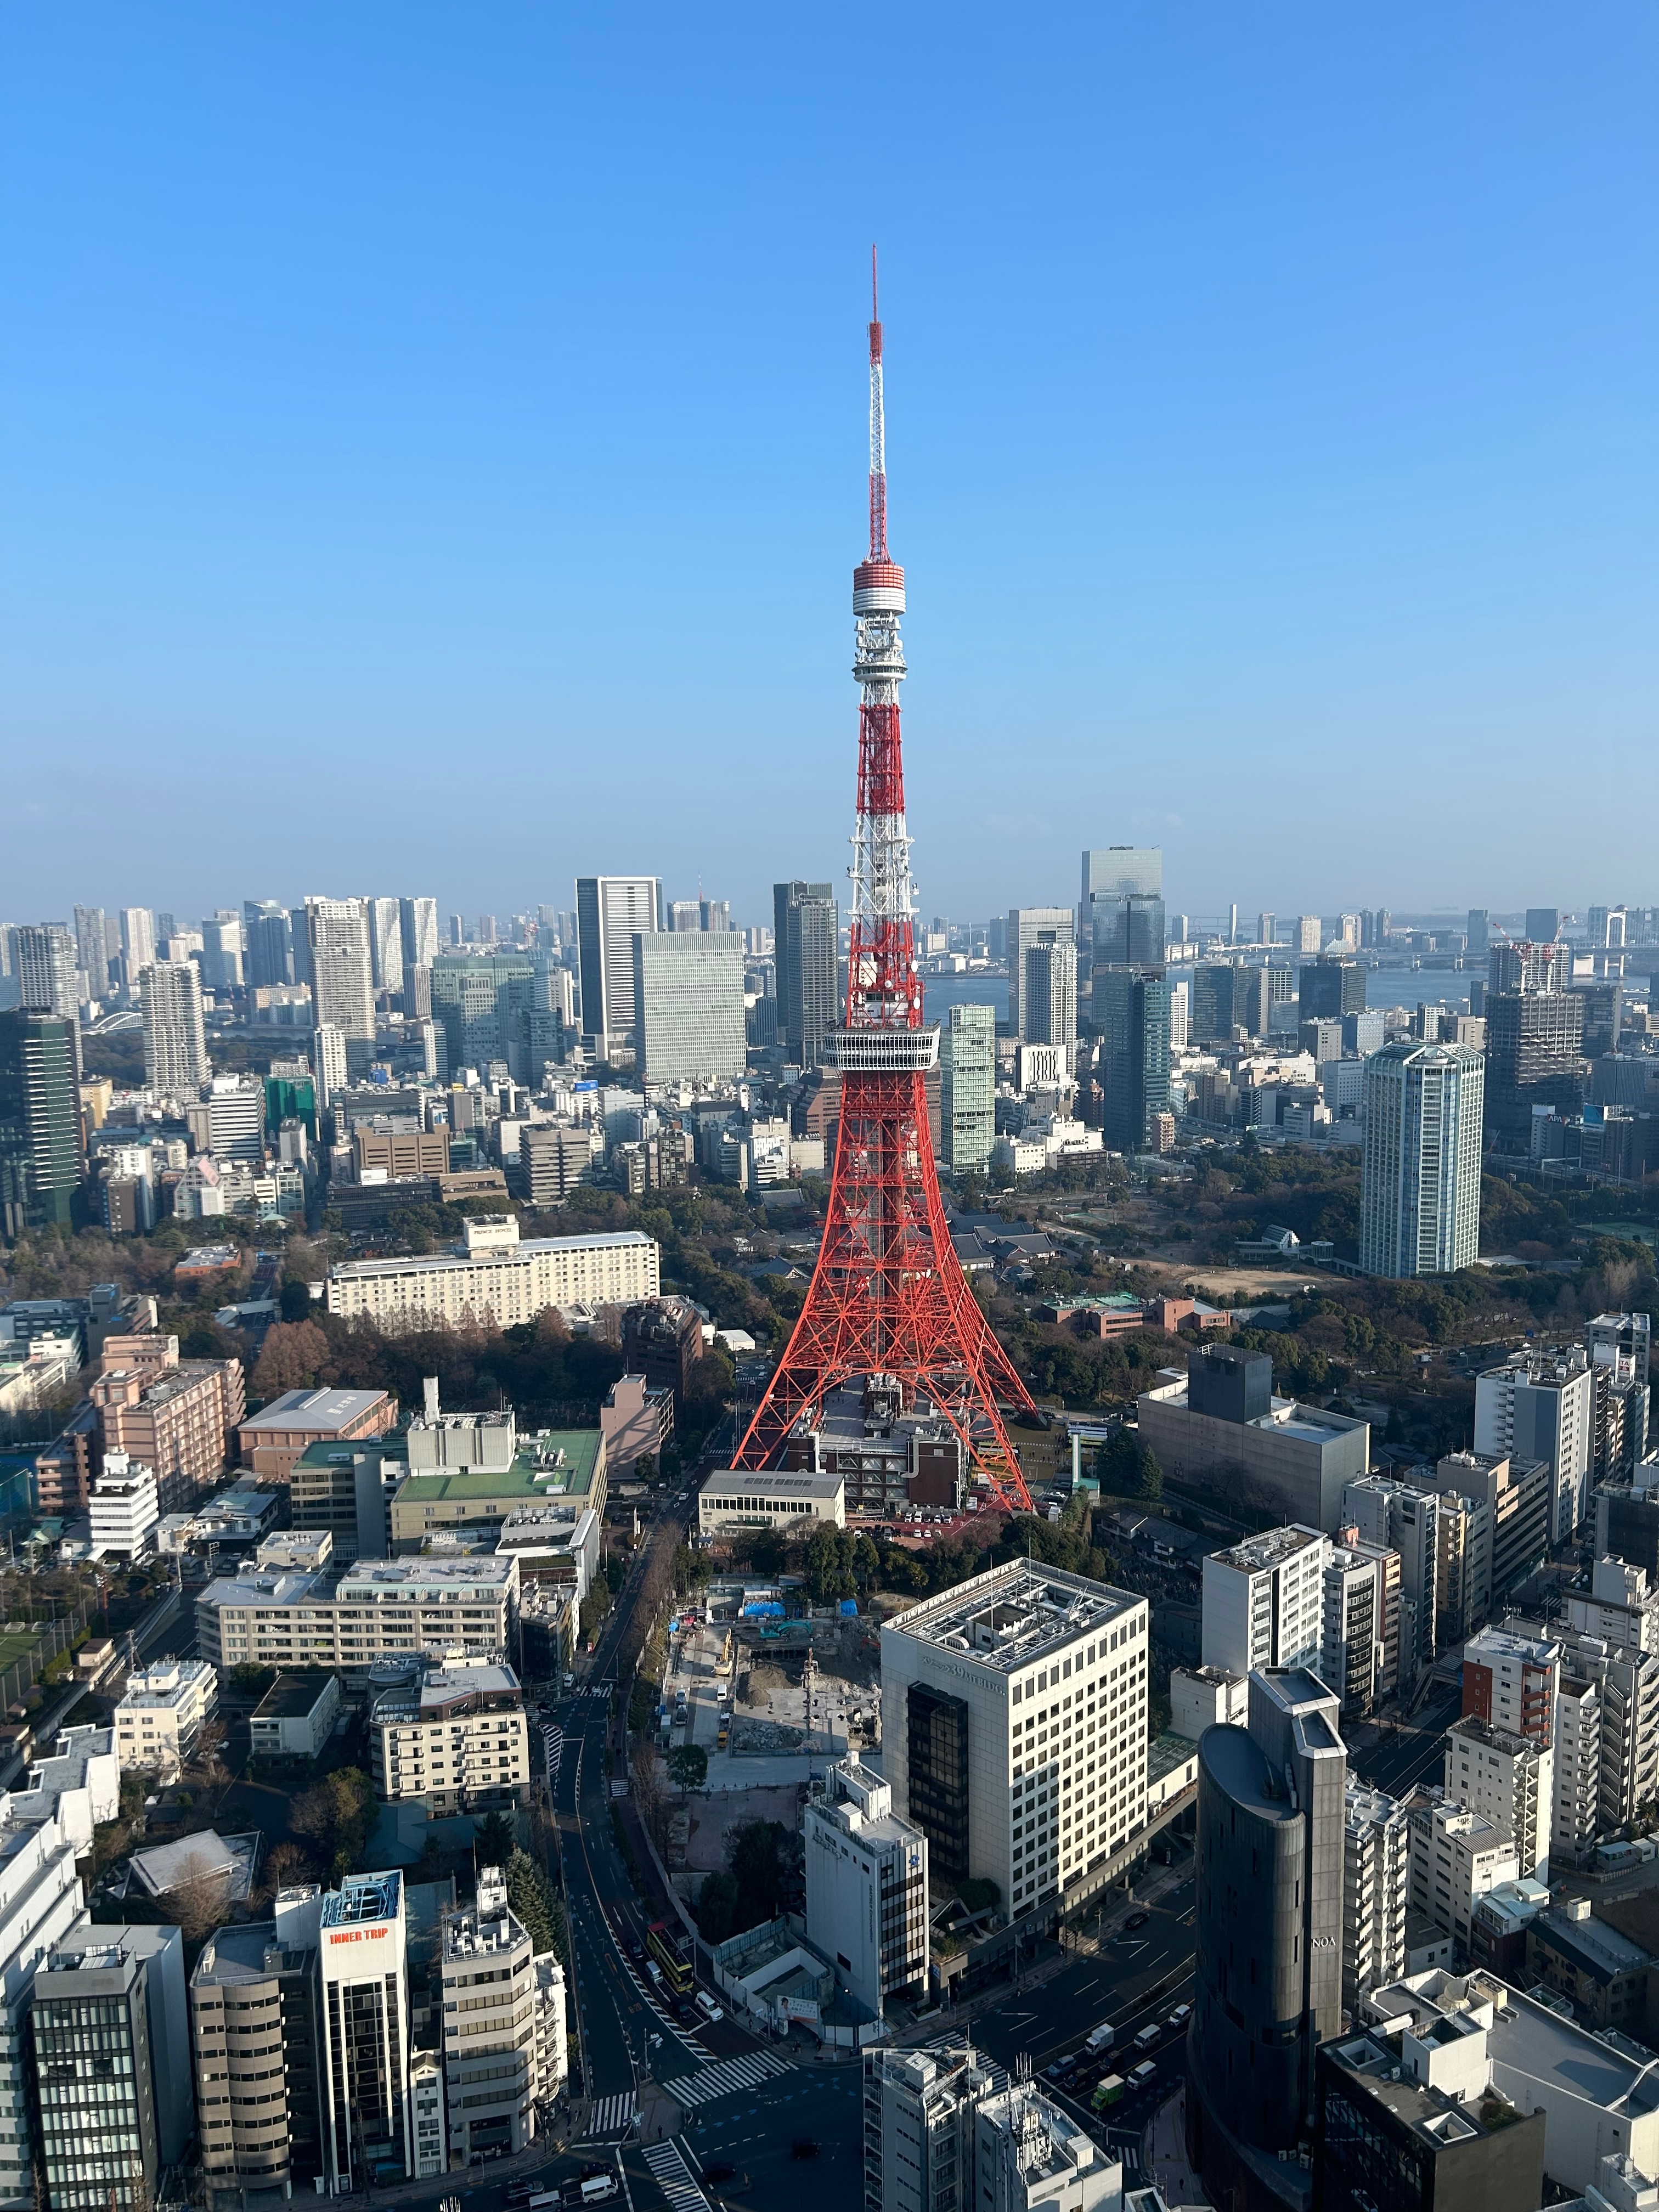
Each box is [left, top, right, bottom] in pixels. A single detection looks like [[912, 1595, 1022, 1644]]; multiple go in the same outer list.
[[3, 6, 1655, 929]]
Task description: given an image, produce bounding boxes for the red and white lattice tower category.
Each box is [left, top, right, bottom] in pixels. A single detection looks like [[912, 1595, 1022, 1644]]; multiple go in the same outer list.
[[731, 253, 1036, 1511]]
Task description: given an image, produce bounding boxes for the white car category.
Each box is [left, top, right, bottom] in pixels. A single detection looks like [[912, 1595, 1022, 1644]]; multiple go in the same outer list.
[[696, 1989, 725, 2022]]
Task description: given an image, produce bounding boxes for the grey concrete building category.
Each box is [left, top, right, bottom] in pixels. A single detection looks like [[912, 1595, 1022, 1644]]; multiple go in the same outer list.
[[1138, 1346, 1370, 1532]]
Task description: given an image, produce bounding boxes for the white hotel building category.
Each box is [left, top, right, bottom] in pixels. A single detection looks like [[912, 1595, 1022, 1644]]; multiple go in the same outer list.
[[325, 1217, 659, 1333], [881, 1560, 1149, 1915]]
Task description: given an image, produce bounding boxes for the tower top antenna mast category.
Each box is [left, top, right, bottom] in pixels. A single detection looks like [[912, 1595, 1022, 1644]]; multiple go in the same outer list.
[[867, 243, 887, 563]]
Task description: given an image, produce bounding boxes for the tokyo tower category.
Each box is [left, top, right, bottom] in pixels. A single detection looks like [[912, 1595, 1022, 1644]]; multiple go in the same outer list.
[[731, 254, 1037, 1514]]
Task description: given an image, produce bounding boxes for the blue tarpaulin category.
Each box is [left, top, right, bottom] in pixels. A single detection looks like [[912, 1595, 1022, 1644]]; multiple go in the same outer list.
[[839, 1599, 859, 1616], [741, 1600, 785, 1618]]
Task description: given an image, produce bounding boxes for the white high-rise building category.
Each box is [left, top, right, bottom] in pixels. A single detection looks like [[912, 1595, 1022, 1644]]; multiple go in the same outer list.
[[631, 929, 747, 1082], [1343, 1782, 1410, 2013], [1476, 1348, 1594, 1543], [881, 1561, 1148, 1915], [440, 1866, 557, 2161], [1200, 1525, 1330, 1681], [862, 2040, 1002, 2212], [1022, 939, 1077, 1063], [368, 898, 405, 995], [306, 898, 376, 1065], [1443, 1713, 1553, 1881], [0, 1810, 87, 2208], [1006, 907, 1074, 1041], [575, 876, 659, 1053], [319, 1871, 411, 2190], [119, 907, 156, 986], [15, 924, 78, 1018], [313, 1023, 347, 1112], [399, 896, 440, 974], [141, 959, 210, 1094], [1359, 1041, 1485, 1278], [89, 1449, 160, 1559], [804, 1759, 928, 2019], [1296, 915, 1322, 953], [1168, 978, 1190, 1051], [200, 913, 244, 992]]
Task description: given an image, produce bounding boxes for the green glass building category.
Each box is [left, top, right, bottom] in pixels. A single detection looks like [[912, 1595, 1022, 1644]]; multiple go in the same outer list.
[[0, 1010, 86, 1239]]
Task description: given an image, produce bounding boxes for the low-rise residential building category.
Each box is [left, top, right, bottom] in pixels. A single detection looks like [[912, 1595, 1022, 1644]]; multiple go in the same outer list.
[[440, 1867, 554, 2162], [326, 1221, 660, 1332], [89, 1448, 160, 1558], [237, 1385, 398, 1483], [1407, 1796, 1520, 1954], [1344, 1782, 1411, 2015], [113, 1658, 218, 1780], [804, 1759, 928, 2020], [370, 1662, 529, 1815], [249, 1671, 342, 1763], [196, 1553, 519, 1674], [1444, 1713, 1553, 1882], [697, 1469, 847, 1536]]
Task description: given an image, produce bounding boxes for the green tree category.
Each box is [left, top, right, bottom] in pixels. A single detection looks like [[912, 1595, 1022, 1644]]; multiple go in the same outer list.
[[666, 1744, 708, 1792], [279, 1277, 314, 1323], [476, 1809, 518, 1864], [505, 1848, 566, 1960], [291, 1768, 376, 1869], [726, 1819, 791, 1928], [1137, 1447, 1164, 1503], [696, 1869, 740, 1943]]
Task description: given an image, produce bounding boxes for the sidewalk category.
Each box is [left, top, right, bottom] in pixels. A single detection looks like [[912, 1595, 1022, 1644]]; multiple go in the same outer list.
[[1146, 2082, 1211, 2209]]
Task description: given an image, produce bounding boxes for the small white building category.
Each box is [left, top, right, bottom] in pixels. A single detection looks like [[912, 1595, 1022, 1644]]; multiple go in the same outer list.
[[249, 1670, 341, 1761], [441, 1867, 552, 2162], [804, 1759, 928, 2019], [89, 1449, 160, 1559], [114, 1658, 218, 1780], [697, 1469, 845, 1537], [1407, 1795, 1519, 1951], [1169, 1664, 1248, 1741], [409, 2047, 446, 2177]]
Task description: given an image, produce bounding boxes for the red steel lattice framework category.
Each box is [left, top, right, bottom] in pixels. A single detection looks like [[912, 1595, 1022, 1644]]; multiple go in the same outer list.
[[731, 255, 1036, 1511]]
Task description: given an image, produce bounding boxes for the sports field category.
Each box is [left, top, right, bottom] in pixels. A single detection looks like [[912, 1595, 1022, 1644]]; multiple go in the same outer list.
[[0, 1628, 43, 1675]]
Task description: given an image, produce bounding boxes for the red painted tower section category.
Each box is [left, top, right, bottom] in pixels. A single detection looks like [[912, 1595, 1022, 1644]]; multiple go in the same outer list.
[[731, 255, 1036, 1511]]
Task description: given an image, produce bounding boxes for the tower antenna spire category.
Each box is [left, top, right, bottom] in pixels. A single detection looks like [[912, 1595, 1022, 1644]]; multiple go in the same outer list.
[[867, 244, 887, 563]]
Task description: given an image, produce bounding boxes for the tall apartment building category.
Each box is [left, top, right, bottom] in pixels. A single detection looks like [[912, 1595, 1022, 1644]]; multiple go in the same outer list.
[[1006, 908, 1074, 1041], [1022, 939, 1076, 1060], [1201, 1525, 1329, 1680], [1486, 988, 1585, 1137], [1475, 1348, 1594, 1544], [1460, 1621, 1560, 1748], [440, 1867, 555, 2162], [15, 924, 78, 1019], [575, 876, 659, 1053], [1359, 1041, 1484, 1278], [242, 900, 292, 990], [774, 881, 839, 1068], [89, 1339, 246, 1512], [0, 1810, 88, 2208], [324, 1217, 659, 1331], [632, 929, 747, 1082], [0, 1009, 86, 1239], [1092, 966, 1171, 1154], [305, 899, 376, 1075], [804, 1759, 928, 2020], [1407, 1797, 1519, 1952], [30, 1926, 187, 2211], [139, 960, 209, 1097], [1443, 1714, 1551, 1881], [399, 896, 440, 975], [881, 1561, 1149, 1913], [367, 897, 404, 996], [117, 909, 155, 985], [1323, 1536, 1389, 1713], [1188, 1669, 1347, 2194], [317, 1872, 411, 2189], [862, 2039, 1002, 2212], [939, 1002, 996, 1175], [1343, 1782, 1410, 2015], [192, 1899, 326, 2202], [72, 906, 108, 991], [370, 1662, 530, 1815]]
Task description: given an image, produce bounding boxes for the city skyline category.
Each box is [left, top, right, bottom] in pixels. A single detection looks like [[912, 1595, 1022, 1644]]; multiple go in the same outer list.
[[3, 10, 1656, 916]]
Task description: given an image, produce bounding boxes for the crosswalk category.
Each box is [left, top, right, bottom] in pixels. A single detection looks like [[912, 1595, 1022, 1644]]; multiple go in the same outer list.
[[668, 2047, 794, 2108], [584, 2090, 637, 2138], [641, 2141, 710, 2212]]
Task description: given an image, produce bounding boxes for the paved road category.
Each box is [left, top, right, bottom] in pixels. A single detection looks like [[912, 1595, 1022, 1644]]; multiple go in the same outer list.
[[1346, 1687, 1460, 1801]]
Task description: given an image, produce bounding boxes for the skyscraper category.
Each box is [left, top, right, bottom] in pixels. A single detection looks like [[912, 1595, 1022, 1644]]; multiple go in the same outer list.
[[141, 960, 211, 1096], [1187, 1668, 1347, 2195], [313, 1024, 347, 1111], [15, 924, 78, 1018], [430, 953, 537, 1081], [632, 930, 747, 1082], [318, 1872, 412, 2190], [1300, 956, 1367, 1020], [242, 900, 293, 990], [0, 1009, 86, 1237], [119, 908, 156, 985], [1359, 1041, 1484, 1278], [1093, 966, 1170, 1152], [1080, 847, 1161, 902], [199, 912, 244, 993], [1081, 849, 1164, 978], [398, 896, 439, 975], [575, 875, 659, 1053], [773, 880, 839, 1068], [939, 1002, 996, 1175], [1466, 907, 1491, 955], [1524, 906, 1561, 943], [305, 898, 375, 1073], [1486, 988, 1584, 1136], [1006, 907, 1073, 1039], [367, 897, 404, 995], [73, 906, 108, 989], [1022, 938, 1076, 1057]]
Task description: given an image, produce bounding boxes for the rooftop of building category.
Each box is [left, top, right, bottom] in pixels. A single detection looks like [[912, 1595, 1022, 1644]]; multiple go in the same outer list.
[[884, 1559, 1141, 1674], [116, 1657, 215, 1709], [128, 1828, 261, 1902], [239, 1386, 393, 1432], [1345, 1780, 1410, 1831], [1368, 1968, 1659, 2120], [1447, 1712, 1539, 1758], [336, 1553, 518, 1598], [372, 1661, 523, 1725], [1473, 1878, 1551, 1936], [1200, 1723, 1306, 1822], [1208, 1523, 1327, 1574], [252, 1670, 338, 1720], [1463, 1622, 1562, 1663], [330, 1228, 654, 1279], [392, 1428, 602, 1502], [321, 1869, 403, 1927], [1324, 2028, 1528, 2148], [702, 1469, 845, 1500], [1147, 1730, 1200, 1785], [194, 1920, 315, 1985], [977, 2083, 1105, 2182], [1534, 1901, 1654, 1982], [1143, 1369, 1367, 1442]]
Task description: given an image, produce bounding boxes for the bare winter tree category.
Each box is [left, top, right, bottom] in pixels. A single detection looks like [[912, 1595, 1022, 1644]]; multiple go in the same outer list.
[[631, 1741, 669, 1854], [170, 1848, 234, 1944]]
